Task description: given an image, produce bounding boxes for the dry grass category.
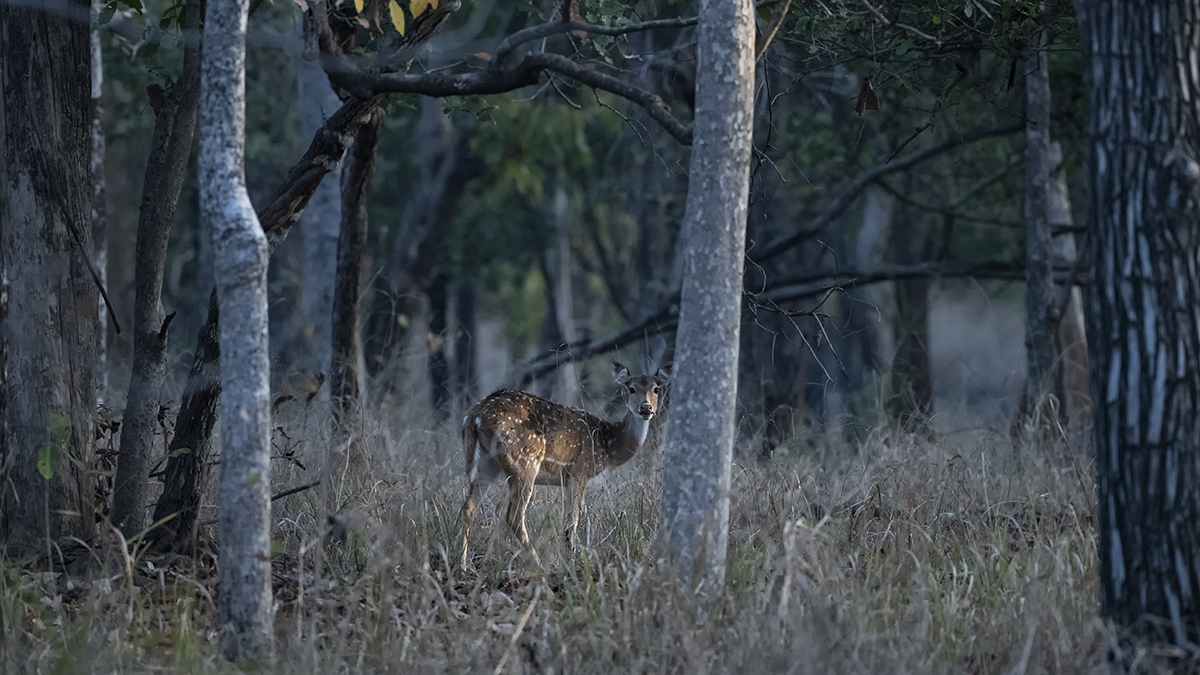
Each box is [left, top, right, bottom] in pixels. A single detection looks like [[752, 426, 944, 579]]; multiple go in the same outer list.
[[0, 400, 1112, 674]]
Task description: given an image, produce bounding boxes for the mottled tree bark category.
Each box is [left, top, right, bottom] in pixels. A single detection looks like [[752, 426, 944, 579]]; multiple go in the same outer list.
[[1022, 23, 1058, 424], [111, 0, 201, 537], [660, 0, 754, 588], [150, 95, 381, 552], [330, 108, 382, 475], [91, 0, 109, 406], [296, 51, 344, 380], [1079, 0, 1200, 649], [199, 0, 273, 659], [0, 0, 98, 553]]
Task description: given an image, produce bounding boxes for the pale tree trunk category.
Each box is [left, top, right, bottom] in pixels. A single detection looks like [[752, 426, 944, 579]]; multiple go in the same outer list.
[[110, 0, 201, 536], [0, 0, 98, 553], [1022, 24, 1058, 425], [541, 180, 579, 406], [660, 0, 754, 588], [91, 0, 108, 406], [297, 52, 343, 382], [199, 0, 273, 660], [330, 108, 382, 482], [1047, 142, 1089, 439], [1079, 0, 1200, 650]]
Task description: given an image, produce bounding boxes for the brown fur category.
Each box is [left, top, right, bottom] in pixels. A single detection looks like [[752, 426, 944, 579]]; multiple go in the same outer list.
[[459, 361, 672, 569]]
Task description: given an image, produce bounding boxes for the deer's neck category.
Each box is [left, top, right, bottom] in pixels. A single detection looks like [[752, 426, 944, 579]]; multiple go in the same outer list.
[[602, 411, 650, 468]]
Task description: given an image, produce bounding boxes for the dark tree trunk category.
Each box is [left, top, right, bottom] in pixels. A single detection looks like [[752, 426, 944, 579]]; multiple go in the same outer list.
[[0, 0, 98, 553], [1081, 0, 1200, 650], [453, 277, 477, 409], [1022, 24, 1059, 425], [330, 108, 382, 470], [111, 0, 201, 537], [150, 96, 382, 552], [427, 275, 451, 415], [888, 206, 934, 432], [363, 100, 478, 386]]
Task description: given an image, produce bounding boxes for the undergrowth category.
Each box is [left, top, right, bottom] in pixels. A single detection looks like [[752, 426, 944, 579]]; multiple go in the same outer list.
[[0, 402, 1108, 674]]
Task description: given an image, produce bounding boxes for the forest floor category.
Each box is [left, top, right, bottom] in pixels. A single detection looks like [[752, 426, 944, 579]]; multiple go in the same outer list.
[[0, 403, 1118, 674]]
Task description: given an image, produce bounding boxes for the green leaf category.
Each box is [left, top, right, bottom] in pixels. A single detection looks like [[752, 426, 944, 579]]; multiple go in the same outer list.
[[99, 3, 116, 25], [38, 445, 61, 480], [140, 40, 159, 60], [48, 411, 71, 443]]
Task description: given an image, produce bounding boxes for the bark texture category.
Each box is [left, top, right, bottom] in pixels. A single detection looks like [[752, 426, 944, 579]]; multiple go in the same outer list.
[[111, 0, 201, 536], [659, 0, 755, 588], [1079, 0, 1200, 648], [0, 0, 98, 552], [329, 108, 382, 476], [150, 96, 381, 552], [297, 53, 344, 379], [1023, 25, 1058, 420], [199, 0, 273, 659], [91, 0, 108, 405]]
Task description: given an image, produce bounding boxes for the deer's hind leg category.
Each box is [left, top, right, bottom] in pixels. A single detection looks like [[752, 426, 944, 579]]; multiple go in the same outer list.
[[459, 479, 482, 571], [563, 474, 587, 554], [504, 472, 542, 568]]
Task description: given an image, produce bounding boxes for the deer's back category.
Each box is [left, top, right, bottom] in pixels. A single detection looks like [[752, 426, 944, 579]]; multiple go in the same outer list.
[[465, 390, 609, 478]]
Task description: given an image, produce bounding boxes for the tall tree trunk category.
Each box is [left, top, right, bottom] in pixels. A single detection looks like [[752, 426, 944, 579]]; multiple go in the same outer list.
[[660, 0, 754, 588], [1079, 0, 1200, 650], [888, 206, 934, 432], [297, 51, 344, 382], [363, 99, 476, 386], [540, 179, 579, 406], [91, 0, 109, 406], [428, 275, 451, 415], [1047, 142, 1089, 438], [110, 0, 201, 537], [453, 276, 477, 409], [330, 108, 382, 477], [199, 0, 273, 659], [1022, 23, 1058, 426], [150, 95, 381, 552], [0, 0, 98, 553]]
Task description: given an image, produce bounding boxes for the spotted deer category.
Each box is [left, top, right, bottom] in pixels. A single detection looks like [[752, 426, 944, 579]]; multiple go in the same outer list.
[[459, 361, 673, 569]]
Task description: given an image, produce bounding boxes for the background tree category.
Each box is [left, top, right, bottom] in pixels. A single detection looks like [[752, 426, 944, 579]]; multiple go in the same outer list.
[[0, 0, 99, 554], [110, 0, 200, 537], [1078, 0, 1200, 652], [199, 0, 273, 659], [660, 0, 755, 587]]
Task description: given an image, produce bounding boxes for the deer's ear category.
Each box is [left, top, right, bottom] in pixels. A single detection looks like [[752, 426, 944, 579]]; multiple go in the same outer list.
[[612, 361, 631, 384], [655, 362, 674, 383]]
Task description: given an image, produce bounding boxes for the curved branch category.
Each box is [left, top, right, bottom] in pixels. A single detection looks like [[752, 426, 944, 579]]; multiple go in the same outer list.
[[326, 52, 694, 144], [494, 16, 699, 64], [751, 122, 1024, 264], [524, 53, 692, 144]]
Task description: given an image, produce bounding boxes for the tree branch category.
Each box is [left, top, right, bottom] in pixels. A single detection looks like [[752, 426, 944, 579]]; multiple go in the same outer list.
[[751, 122, 1023, 264], [493, 15, 700, 64], [514, 258, 1086, 385]]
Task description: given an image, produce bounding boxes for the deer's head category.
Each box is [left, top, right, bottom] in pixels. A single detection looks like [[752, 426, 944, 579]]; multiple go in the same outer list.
[[612, 360, 673, 421]]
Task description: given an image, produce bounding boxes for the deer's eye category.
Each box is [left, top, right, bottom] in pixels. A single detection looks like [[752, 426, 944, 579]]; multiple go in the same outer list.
[[628, 387, 636, 393], [653, 386, 660, 394]]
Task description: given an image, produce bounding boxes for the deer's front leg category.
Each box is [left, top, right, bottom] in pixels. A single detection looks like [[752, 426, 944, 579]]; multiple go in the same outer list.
[[564, 475, 587, 553]]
